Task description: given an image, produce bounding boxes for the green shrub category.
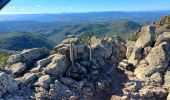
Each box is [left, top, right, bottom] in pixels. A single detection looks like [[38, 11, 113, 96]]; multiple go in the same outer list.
[[0, 52, 9, 66], [81, 35, 91, 43]]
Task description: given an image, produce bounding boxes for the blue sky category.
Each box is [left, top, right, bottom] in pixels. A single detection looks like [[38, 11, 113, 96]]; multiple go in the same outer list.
[[1, 0, 170, 14]]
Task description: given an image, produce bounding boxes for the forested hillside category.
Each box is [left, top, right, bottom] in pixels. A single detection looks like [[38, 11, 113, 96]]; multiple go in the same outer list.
[[0, 32, 54, 50]]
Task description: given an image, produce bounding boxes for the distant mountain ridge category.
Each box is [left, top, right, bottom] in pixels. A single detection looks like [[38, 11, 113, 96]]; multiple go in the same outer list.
[[0, 11, 170, 51], [0, 10, 170, 24]]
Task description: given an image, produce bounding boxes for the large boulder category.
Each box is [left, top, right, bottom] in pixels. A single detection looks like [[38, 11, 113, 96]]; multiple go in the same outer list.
[[44, 54, 70, 77], [127, 25, 155, 66], [36, 55, 55, 68], [10, 62, 26, 77], [8, 48, 49, 66], [92, 37, 126, 66], [155, 32, 170, 46], [54, 35, 87, 60], [128, 47, 143, 65], [0, 71, 18, 97], [21, 73, 38, 86], [35, 75, 53, 90], [160, 15, 170, 25], [135, 25, 155, 48], [145, 42, 170, 75], [135, 42, 170, 80]]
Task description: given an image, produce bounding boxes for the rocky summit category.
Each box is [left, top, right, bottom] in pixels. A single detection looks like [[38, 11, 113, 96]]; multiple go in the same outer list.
[[1, 15, 170, 100]]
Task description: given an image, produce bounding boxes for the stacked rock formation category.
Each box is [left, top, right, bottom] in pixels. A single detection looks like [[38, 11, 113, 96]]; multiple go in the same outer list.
[[0, 35, 127, 100], [116, 15, 170, 100]]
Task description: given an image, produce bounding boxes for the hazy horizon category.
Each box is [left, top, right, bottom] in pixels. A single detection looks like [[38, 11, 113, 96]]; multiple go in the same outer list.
[[0, 10, 170, 15], [1, 0, 170, 14]]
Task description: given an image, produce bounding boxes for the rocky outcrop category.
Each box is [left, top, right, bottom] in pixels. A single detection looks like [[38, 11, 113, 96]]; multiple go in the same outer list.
[[44, 54, 70, 77], [135, 25, 155, 48], [155, 32, 170, 46], [8, 48, 49, 78], [120, 15, 170, 100], [0, 35, 127, 100], [8, 48, 49, 66], [128, 47, 143, 66], [160, 15, 170, 25], [10, 62, 26, 77], [127, 25, 156, 66], [134, 42, 170, 81], [0, 71, 18, 97], [2, 15, 170, 100]]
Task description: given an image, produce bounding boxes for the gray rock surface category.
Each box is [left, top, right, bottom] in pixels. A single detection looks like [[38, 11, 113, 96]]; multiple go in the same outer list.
[[128, 47, 143, 65], [135, 25, 155, 48], [155, 32, 170, 46], [8, 48, 49, 66], [0, 71, 18, 97], [44, 54, 70, 77], [10, 62, 26, 77], [35, 75, 52, 90]]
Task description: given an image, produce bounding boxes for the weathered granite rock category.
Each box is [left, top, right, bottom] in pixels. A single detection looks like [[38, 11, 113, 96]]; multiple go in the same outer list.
[[143, 46, 152, 58], [10, 62, 26, 77], [8, 48, 49, 66], [135, 25, 156, 48], [134, 63, 148, 80], [160, 15, 170, 25], [138, 86, 168, 100], [35, 87, 50, 100], [21, 73, 38, 86], [164, 71, 170, 90], [44, 54, 70, 77], [0, 71, 18, 97], [53, 44, 70, 55], [145, 42, 170, 76], [92, 37, 126, 66], [128, 47, 143, 65], [135, 42, 170, 80], [35, 75, 52, 90], [126, 46, 134, 59], [30, 55, 56, 73], [36, 54, 55, 68], [149, 72, 162, 84], [155, 32, 170, 46], [49, 80, 72, 99], [54, 35, 88, 61]]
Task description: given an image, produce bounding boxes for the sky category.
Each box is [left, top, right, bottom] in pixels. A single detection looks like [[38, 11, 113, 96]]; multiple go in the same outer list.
[[0, 0, 170, 14]]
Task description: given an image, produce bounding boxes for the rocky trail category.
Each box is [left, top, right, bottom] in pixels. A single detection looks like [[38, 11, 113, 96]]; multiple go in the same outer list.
[[0, 15, 170, 100]]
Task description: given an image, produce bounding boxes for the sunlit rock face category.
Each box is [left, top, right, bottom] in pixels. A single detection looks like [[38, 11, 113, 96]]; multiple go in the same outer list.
[[160, 15, 170, 25], [1, 35, 127, 100], [2, 15, 170, 100], [119, 15, 170, 100]]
